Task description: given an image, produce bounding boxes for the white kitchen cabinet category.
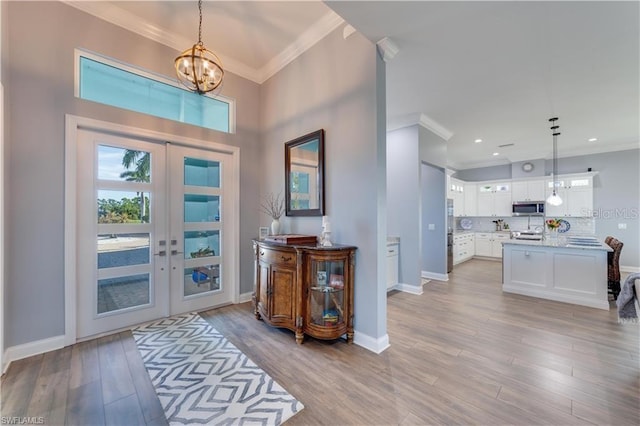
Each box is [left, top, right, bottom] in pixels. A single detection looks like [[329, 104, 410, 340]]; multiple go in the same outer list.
[[477, 182, 511, 217], [450, 177, 465, 216], [386, 243, 399, 290], [453, 233, 475, 264], [475, 232, 508, 258], [512, 179, 546, 202], [463, 183, 477, 216], [474, 233, 493, 257], [545, 175, 593, 217]]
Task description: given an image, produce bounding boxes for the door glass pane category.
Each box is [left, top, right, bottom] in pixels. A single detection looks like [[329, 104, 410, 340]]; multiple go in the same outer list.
[[98, 273, 150, 314], [184, 157, 220, 188], [184, 194, 220, 222], [184, 265, 220, 296], [98, 233, 150, 268], [185, 230, 220, 259], [98, 145, 151, 183], [98, 190, 150, 223]]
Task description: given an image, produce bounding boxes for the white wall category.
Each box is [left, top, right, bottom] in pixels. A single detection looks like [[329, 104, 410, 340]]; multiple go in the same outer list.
[[260, 27, 388, 350], [4, 1, 261, 348]]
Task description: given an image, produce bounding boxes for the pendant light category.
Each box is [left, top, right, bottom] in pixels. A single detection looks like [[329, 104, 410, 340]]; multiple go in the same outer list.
[[546, 117, 563, 206], [175, 0, 224, 94]]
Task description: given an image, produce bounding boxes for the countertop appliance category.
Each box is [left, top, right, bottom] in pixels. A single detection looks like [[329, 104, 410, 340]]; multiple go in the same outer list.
[[512, 201, 545, 216], [511, 230, 544, 241]]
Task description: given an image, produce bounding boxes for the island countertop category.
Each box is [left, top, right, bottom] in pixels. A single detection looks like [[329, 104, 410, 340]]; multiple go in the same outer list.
[[502, 238, 612, 252]]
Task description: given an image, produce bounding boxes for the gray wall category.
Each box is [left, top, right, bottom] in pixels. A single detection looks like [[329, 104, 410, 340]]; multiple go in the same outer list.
[[453, 149, 640, 268], [455, 164, 512, 181], [418, 126, 447, 169], [4, 2, 261, 347], [260, 28, 387, 342], [421, 163, 447, 274], [387, 124, 449, 281], [387, 126, 421, 287]]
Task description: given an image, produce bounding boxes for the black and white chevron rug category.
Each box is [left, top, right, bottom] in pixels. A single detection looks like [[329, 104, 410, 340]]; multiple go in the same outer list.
[[132, 312, 304, 425]]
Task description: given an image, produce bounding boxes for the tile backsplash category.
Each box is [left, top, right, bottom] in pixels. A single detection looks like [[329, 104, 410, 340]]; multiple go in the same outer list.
[[456, 216, 595, 235]]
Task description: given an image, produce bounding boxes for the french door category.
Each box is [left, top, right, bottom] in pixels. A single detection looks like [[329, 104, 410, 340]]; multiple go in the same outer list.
[[75, 129, 235, 339]]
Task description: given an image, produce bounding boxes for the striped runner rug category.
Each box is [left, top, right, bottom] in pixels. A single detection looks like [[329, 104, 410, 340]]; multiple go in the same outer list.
[[132, 312, 304, 425]]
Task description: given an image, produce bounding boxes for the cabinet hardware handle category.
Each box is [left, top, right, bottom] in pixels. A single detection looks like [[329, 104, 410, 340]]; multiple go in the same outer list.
[[171, 250, 183, 255], [260, 250, 265, 256], [281, 256, 292, 262], [155, 250, 166, 256]]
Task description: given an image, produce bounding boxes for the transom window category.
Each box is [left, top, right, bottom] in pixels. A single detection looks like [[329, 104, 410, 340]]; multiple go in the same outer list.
[[75, 49, 235, 133]]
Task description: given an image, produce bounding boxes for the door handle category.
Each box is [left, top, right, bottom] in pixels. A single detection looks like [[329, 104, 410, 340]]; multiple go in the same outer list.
[[155, 250, 166, 257], [171, 250, 183, 256]]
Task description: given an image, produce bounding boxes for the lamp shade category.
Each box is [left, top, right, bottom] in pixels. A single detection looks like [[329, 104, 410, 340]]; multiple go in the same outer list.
[[546, 191, 563, 206]]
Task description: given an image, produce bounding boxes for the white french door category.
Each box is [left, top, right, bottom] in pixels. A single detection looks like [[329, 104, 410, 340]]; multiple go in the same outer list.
[[75, 129, 235, 339]]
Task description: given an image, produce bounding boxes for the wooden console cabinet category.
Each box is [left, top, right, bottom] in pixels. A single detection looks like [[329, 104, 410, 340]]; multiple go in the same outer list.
[[252, 240, 356, 344]]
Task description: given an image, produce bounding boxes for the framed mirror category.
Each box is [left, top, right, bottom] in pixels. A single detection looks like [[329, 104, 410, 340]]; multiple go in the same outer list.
[[285, 129, 325, 216]]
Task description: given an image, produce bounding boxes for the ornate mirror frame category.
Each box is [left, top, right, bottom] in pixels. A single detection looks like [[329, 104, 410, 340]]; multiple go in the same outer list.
[[285, 129, 325, 216]]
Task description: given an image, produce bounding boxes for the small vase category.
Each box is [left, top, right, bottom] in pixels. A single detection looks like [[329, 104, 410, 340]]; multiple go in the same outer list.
[[548, 228, 558, 243], [270, 218, 280, 235]]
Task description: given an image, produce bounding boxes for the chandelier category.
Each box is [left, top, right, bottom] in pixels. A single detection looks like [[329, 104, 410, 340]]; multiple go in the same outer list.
[[175, 0, 224, 94], [546, 117, 563, 206]]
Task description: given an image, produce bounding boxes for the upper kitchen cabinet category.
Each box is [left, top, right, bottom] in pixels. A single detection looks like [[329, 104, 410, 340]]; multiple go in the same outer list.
[[449, 177, 465, 216], [512, 179, 546, 202], [477, 182, 512, 217], [462, 183, 477, 216], [545, 174, 594, 217]]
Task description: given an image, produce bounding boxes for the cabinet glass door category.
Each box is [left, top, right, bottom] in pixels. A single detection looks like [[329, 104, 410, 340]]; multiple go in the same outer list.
[[309, 260, 345, 327]]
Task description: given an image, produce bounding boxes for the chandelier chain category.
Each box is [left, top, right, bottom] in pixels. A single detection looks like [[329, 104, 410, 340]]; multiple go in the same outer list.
[[198, 0, 203, 44]]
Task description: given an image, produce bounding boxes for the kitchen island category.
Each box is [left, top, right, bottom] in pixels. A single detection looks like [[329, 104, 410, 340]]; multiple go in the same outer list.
[[502, 237, 612, 310]]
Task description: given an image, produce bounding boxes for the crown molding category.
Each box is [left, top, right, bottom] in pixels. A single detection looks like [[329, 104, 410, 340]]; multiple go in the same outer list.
[[62, 1, 343, 85], [258, 11, 345, 83], [376, 37, 399, 62], [388, 112, 453, 141]]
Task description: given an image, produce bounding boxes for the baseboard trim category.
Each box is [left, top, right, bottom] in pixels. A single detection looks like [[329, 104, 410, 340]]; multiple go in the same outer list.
[[238, 291, 253, 304], [394, 282, 424, 295], [621, 265, 640, 273], [422, 271, 449, 282], [353, 330, 390, 354], [4, 335, 66, 372]]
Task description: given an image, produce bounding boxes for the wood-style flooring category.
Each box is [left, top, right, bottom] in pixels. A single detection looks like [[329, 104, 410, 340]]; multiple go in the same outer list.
[[1, 259, 638, 425]]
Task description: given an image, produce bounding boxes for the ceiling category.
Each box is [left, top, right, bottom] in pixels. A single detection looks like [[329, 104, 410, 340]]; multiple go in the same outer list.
[[67, 1, 639, 170]]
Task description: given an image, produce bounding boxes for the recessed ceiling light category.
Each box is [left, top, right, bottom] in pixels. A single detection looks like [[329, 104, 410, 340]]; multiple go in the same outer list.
[[474, 139, 483, 143], [588, 137, 598, 142], [492, 152, 499, 156]]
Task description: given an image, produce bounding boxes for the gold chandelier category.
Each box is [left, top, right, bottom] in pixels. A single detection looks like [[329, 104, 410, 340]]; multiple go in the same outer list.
[[175, 0, 224, 94]]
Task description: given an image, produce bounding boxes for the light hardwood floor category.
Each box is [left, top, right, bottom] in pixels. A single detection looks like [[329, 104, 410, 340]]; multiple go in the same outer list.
[[1, 259, 638, 425]]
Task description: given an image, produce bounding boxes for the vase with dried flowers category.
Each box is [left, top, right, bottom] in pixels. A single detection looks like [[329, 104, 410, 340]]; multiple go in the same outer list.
[[260, 192, 285, 235], [546, 218, 561, 242]]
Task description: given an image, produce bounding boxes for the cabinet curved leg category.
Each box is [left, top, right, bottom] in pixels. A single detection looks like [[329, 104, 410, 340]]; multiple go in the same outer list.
[[346, 331, 354, 344], [295, 332, 304, 345]]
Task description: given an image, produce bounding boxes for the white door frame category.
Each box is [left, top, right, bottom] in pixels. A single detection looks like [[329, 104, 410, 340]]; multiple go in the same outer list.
[[64, 114, 240, 346]]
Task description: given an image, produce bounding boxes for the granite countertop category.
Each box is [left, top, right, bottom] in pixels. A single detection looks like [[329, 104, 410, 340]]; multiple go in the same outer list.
[[502, 238, 612, 251]]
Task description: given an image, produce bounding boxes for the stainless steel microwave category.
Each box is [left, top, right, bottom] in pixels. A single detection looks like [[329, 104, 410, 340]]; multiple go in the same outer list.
[[512, 201, 545, 216]]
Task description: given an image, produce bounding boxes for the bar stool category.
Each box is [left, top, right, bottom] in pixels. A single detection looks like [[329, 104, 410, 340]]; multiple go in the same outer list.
[[605, 236, 623, 300]]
